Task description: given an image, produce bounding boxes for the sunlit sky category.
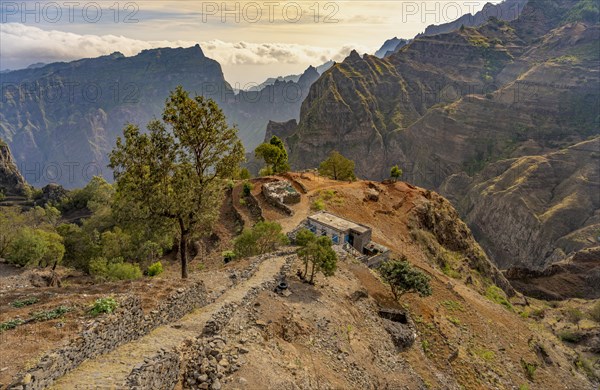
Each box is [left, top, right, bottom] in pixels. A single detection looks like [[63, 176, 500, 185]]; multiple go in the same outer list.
[[1, 0, 503, 85]]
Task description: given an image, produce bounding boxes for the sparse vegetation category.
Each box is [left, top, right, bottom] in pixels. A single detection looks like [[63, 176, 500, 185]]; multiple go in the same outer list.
[[588, 301, 600, 322], [485, 285, 513, 311], [565, 307, 584, 329], [447, 316, 461, 326], [475, 348, 495, 361], [520, 359, 537, 381], [89, 297, 119, 316], [378, 256, 432, 301], [0, 319, 25, 333], [311, 199, 325, 211], [441, 300, 464, 312]]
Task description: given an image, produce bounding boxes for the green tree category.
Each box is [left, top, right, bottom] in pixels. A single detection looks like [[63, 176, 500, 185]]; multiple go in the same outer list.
[[390, 165, 403, 181], [239, 168, 251, 180], [297, 233, 337, 284], [378, 257, 432, 300], [234, 221, 289, 258], [254, 136, 290, 174], [0, 207, 26, 257], [109, 86, 245, 278], [6, 228, 65, 269], [319, 151, 356, 181]]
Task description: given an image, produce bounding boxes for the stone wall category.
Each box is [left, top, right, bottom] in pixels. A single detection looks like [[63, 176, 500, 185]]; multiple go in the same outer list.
[[244, 192, 264, 222], [9, 281, 208, 390], [125, 349, 181, 390]]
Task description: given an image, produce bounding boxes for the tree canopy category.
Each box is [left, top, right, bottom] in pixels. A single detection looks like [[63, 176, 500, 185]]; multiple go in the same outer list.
[[254, 136, 290, 175], [378, 257, 432, 300], [390, 165, 403, 181], [319, 151, 356, 181], [109, 86, 245, 278], [296, 229, 337, 284], [234, 221, 289, 258]]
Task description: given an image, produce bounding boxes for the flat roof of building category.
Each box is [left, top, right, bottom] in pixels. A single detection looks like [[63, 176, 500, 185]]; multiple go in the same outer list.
[[308, 212, 370, 234]]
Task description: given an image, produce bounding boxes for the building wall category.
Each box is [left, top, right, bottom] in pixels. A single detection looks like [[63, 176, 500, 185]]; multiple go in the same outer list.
[[351, 229, 372, 252], [307, 219, 346, 245]]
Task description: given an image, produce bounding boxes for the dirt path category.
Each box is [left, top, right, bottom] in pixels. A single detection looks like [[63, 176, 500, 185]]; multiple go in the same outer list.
[[50, 255, 287, 389]]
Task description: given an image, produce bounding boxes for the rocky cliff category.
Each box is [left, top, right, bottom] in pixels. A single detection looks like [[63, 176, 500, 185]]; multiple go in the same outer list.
[[0, 139, 27, 196], [277, 0, 599, 274], [0, 47, 323, 188]]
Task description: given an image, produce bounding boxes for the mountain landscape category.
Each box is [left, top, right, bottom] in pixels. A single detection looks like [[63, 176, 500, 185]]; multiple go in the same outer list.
[[0, 0, 599, 389]]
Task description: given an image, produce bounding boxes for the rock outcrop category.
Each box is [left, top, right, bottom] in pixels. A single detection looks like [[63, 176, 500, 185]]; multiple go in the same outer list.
[[0, 140, 27, 196]]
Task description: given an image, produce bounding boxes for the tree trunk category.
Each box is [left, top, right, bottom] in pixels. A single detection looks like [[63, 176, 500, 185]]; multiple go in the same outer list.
[[309, 261, 316, 284], [179, 218, 189, 279], [303, 256, 309, 279]]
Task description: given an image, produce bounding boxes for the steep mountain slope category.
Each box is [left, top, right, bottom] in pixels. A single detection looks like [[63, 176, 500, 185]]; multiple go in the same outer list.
[[419, 0, 528, 37], [277, 0, 599, 273], [0, 46, 322, 188], [442, 138, 600, 271]]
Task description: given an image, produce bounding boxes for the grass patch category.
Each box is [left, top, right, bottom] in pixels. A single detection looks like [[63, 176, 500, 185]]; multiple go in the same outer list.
[[11, 297, 40, 308], [441, 300, 464, 312], [447, 316, 461, 326], [311, 199, 325, 211], [475, 348, 495, 361], [485, 285, 513, 311]]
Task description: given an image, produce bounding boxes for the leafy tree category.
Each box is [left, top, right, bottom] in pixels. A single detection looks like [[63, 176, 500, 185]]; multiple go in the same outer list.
[[319, 151, 356, 181], [109, 86, 245, 278], [390, 165, 403, 181], [6, 228, 65, 269], [0, 207, 26, 257], [234, 221, 289, 258], [565, 307, 585, 330], [297, 233, 337, 284], [378, 257, 432, 300], [239, 168, 251, 180], [254, 136, 290, 174]]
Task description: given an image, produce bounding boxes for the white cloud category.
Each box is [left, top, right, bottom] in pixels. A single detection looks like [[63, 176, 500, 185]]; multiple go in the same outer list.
[[0, 23, 370, 83]]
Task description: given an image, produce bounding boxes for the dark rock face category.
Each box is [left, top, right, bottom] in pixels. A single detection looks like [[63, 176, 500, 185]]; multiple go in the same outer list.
[[0, 141, 27, 196], [0, 48, 324, 188], [378, 309, 416, 351]]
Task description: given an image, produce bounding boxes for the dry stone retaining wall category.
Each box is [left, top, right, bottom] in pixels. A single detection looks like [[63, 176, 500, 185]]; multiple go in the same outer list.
[[9, 281, 208, 390], [125, 349, 181, 390]]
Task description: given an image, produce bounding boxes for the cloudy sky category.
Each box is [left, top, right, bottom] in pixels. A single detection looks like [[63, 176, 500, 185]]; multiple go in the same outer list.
[[1, 1, 503, 85]]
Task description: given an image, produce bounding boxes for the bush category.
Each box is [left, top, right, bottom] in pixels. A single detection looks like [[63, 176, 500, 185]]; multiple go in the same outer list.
[[234, 221, 289, 258], [311, 199, 325, 211], [89, 297, 119, 316], [147, 261, 164, 277], [89, 257, 142, 281], [6, 228, 65, 268], [520, 359, 537, 380], [243, 182, 253, 197], [558, 330, 584, 343], [222, 250, 236, 263]]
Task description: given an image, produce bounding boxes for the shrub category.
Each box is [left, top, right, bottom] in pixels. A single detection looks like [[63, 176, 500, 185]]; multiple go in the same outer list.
[[89, 297, 119, 316], [311, 199, 325, 211], [147, 261, 164, 277], [89, 257, 142, 281], [565, 307, 584, 328], [242, 182, 253, 197], [239, 168, 251, 180], [222, 250, 236, 263], [6, 228, 47, 266], [11, 297, 39, 308], [558, 330, 584, 343], [485, 285, 513, 311]]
